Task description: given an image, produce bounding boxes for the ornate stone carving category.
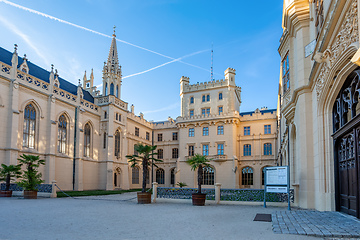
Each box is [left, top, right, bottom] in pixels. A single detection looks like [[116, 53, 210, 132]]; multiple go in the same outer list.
[[315, 0, 359, 100]]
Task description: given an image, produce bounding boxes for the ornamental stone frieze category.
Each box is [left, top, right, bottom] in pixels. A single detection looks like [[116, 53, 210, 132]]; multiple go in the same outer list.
[[315, 0, 359, 100]]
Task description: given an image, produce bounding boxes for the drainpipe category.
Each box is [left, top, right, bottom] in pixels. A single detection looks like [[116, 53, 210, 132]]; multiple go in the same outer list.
[[151, 130, 154, 184], [73, 107, 78, 190]]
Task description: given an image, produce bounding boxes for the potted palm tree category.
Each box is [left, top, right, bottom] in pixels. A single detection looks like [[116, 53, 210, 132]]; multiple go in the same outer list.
[[0, 164, 22, 197], [126, 143, 162, 204], [17, 154, 45, 199], [186, 154, 211, 206]]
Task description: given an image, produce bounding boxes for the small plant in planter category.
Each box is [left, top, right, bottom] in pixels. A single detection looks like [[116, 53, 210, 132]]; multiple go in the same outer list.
[[186, 154, 211, 206], [17, 154, 45, 199], [176, 182, 187, 188], [126, 144, 162, 204], [0, 164, 22, 197]]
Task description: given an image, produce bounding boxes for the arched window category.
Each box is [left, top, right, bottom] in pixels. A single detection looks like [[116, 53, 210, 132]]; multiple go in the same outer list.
[[58, 114, 67, 153], [110, 83, 114, 95], [170, 168, 175, 185], [190, 97, 194, 104], [202, 166, 214, 185], [105, 83, 108, 96], [264, 143, 272, 155], [202, 95, 206, 102], [104, 111, 107, 119], [132, 167, 139, 184], [242, 167, 253, 185], [114, 130, 121, 158], [243, 144, 251, 156], [206, 94, 210, 102], [219, 92, 223, 100], [103, 132, 107, 149], [116, 85, 119, 98], [156, 168, 165, 184], [84, 123, 91, 157], [23, 103, 36, 148]]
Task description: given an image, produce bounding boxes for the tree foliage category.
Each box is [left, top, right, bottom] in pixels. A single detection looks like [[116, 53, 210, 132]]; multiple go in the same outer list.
[[186, 154, 211, 194], [0, 164, 22, 191], [17, 154, 45, 191]]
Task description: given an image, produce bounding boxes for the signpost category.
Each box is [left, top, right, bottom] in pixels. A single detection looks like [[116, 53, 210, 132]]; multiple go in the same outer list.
[[264, 166, 290, 210]]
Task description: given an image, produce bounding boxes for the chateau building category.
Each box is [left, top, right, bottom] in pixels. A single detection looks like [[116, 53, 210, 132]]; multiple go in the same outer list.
[[277, 0, 360, 218], [0, 30, 277, 193]]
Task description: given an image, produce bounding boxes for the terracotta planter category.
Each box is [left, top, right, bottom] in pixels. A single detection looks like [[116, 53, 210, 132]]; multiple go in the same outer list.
[[0, 190, 12, 197], [192, 193, 206, 206], [24, 190, 38, 199], [137, 192, 151, 204]]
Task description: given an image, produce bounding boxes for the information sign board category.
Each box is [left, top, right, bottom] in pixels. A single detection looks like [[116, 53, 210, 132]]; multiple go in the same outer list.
[[266, 166, 288, 185]]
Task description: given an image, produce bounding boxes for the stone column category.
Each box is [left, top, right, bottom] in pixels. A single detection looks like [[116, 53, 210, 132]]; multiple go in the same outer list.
[[215, 183, 221, 204], [152, 182, 158, 203]]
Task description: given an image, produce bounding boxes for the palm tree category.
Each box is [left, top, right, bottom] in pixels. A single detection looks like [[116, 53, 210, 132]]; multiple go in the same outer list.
[[17, 154, 45, 191], [0, 164, 22, 191], [126, 144, 162, 193], [186, 154, 211, 194]]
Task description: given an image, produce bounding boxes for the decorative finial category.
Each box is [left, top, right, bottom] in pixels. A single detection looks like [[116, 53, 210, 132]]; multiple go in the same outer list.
[[23, 54, 27, 60], [14, 44, 18, 52], [55, 69, 58, 75], [78, 79, 81, 85], [51, 64, 54, 71], [113, 25, 116, 37]]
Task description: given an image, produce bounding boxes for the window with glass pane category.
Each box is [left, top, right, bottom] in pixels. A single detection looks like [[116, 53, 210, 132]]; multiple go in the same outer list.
[[23, 104, 36, 148], [158, 149, 163, 159], [146, 132, 150, 140], [242, 167, 253, 185], [116, 113, 118, 121], [202, 166, 214, 185], [264, 143, 272, 155], [201, 108, 206, 116], [206, 94, 210, 102], [202, 95, 206, 102], [218, 106, 223, 114], [264, 125, 271, 134], [58, 114, 67, 153], [217, 126, 224, 135], [203, 127, 209, 136], [244, 126, 250, 135], [262, 168, 266, 185], [157, 133, 163, 141], [156, 168, 165, 184], [103, 132, 107, 149], [219, 92, 223, 100], [172, 148, 178, 158], [202, 144, 209, 156], [116, 85, 119, 98], [170, 168, 175, 185], [134, 145, 138, 155], [104, 111, 107, 119], [114, 130, 121, 157], [282, 53, 290, 93], [217, 144, 224, 155], [243, 144, 251, 156], [132, 167, 139, 184], [135, 127, 139, 137], [105, 83, 108, 96], [190, 110, 194, 117], [188, 145, 194, 156], [84, 123, 91, 157], [190, 97, 194, 104], [206, 108, 210, 115], [189, 128, 195, 137], [172, 132, 178, 141]]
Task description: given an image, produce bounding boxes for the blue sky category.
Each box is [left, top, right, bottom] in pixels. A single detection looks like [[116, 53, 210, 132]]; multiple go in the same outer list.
[[0, 0, 283, 121]]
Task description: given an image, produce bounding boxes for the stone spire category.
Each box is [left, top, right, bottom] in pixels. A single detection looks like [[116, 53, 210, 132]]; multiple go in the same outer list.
[[102, 26, 122, 98]]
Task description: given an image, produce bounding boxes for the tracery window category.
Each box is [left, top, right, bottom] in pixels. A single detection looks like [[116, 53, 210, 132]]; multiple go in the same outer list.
[[114, 130, 121, 157], [23, 104, 36, 149], [156, 168, 165, 184], [110, 83, 114, 95], [84, 123, 91, 157], [58, 114, 67, 153], [242, 167, 253, 185], [202, 166, 214, 185], [282, 53, 290, 93]]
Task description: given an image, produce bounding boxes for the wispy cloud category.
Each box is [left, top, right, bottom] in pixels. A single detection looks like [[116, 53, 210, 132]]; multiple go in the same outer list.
[[142, 102, 180, 114], [0, 14, 49, 66]]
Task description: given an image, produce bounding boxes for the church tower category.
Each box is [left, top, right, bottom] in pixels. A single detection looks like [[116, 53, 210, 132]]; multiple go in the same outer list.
[[102, 27, 122, 98]]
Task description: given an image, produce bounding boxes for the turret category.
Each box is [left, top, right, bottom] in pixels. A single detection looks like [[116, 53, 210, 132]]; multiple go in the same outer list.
[[180, 76, 190, 95], [225, 68, 236, 86]]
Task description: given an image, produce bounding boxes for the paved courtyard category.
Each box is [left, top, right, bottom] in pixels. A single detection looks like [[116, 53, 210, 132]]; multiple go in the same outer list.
[[0, 192, 359, 240]]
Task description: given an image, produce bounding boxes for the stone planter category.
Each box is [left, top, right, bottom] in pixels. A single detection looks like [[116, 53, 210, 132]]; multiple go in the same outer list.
[[24, 190, 37, 199], [192, 193, 206, 206], [0, 190, 12, 197], [137, 192, 151, 204]]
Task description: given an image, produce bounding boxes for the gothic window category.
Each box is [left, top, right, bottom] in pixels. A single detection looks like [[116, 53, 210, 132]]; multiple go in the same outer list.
[[84, 123, 91, 157], [217, 126, 224, 135], [202, 95, 206, 102], [156, 168, 165, 184], [264, 143, 272, 155], [114, 130, 121, 158], [132, 167, 139, 184], [188, 145, 194, 156], [242, 167, 253, 185], [105, 83, 108, 96], [190, 97, 194, 104], [104, 111, 107, 119], [170, 168, 175, 185], [157, 149, 163, 159], [206, 94, 210, 102], [172, 148, 178, 159], [57, 114, 67, 153], [202, 166, 214, 185], [110, 83, 114, 95], [219, 92, 223, 100], [282, 53, 290, 93], [243, 144, 251, 156], [23, 103, 36, 149], [116, 85, 119, 98], [103, 132, 107, 149]]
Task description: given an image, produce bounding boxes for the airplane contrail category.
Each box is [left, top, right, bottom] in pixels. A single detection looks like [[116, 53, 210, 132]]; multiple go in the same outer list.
[[0, 0, 212, 73]]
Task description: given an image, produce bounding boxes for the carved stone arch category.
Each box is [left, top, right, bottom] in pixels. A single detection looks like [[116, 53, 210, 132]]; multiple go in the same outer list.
[[56, 111, 72, 124], [215, 120, 225, 126], [20, 99, 43, 118]]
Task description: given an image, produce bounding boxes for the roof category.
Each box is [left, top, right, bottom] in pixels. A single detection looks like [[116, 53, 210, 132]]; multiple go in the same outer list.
[[0, 46, 94, 103], [239, 108, 276, 116]]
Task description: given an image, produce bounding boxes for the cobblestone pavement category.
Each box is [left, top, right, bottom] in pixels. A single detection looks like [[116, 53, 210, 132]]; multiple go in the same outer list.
[[272, 210, 360, 238]]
